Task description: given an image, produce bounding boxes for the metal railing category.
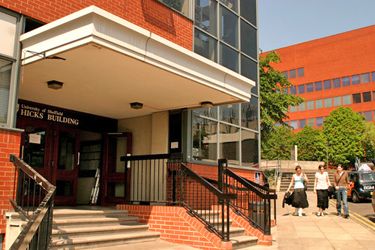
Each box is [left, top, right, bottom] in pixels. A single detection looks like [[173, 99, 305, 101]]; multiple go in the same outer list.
[[218, 160, 277, 235], [9, 155, 56, 250]]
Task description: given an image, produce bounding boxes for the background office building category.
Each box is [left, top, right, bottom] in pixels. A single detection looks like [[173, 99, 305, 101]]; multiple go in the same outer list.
[[0, 1, 265, 249], [266, 25, 375, 130]]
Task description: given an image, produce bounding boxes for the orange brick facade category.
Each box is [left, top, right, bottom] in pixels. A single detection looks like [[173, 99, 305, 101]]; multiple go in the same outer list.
[[265, 25, 375, 128], [0, 0, 193, 50], [0, 129, 21, 237]]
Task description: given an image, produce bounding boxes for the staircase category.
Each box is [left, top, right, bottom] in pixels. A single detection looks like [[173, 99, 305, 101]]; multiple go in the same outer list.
[[50, 207, 160, 249], [196, 210, 258, 249], [279, 171, 335, 192]]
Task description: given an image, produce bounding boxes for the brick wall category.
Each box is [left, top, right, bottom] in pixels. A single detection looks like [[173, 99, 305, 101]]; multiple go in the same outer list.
[[0, 129, 21, 237], [117, 204, 229, 250], [0, 0, 193, 50]]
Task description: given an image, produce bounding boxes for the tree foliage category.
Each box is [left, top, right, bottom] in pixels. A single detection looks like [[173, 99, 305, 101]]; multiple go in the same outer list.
[[323, 107, 365, 166], [261, 125, 294, 160], [293, 126, 327, 161], [259, 52, 303, 137], [363, 122, 375, 160]]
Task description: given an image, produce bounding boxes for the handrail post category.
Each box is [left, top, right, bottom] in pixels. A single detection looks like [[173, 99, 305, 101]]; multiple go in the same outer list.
[[218, 159, 227, 192]]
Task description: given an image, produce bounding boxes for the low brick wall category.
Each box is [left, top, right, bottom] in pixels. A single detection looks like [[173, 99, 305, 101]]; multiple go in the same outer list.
[[116, 204, 229, 250]]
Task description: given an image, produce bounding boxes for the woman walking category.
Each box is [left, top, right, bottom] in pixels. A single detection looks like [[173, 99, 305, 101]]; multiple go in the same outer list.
[[314, 165, 331, 216], [287, 165, 309, 216]]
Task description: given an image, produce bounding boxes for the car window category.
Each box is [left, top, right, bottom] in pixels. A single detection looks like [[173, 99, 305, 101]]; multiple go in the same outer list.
[[360, 172, 375, 181]]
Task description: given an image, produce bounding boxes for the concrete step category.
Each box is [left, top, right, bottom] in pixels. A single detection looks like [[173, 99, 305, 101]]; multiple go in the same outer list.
[[50, 231, 160, 249], [231, 235, 258, 249], [53, 209, 128, 218], [218, 227, 245, 238], [53, 216, 139, 227], [52, 224, 149, 238]]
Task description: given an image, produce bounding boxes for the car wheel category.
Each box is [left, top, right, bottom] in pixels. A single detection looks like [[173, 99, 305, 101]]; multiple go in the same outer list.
[[352, 191, 360, 203]]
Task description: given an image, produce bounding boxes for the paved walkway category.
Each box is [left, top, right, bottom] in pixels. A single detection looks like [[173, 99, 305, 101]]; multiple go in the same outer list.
[[249, 191, 375, 250]]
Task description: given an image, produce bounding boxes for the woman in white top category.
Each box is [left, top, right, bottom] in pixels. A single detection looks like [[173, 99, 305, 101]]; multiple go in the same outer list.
[[287, 165, 309, 216], [314, 165, 331, 216]]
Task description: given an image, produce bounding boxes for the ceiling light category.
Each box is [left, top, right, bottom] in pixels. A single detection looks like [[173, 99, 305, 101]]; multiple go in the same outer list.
[[130, 102, 143, 109], [47, 80, 63, 90], [200, 101, 214, 108]]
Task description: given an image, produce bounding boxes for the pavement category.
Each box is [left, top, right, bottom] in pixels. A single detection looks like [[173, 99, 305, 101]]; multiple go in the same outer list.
[[248, 191, 375, 250]]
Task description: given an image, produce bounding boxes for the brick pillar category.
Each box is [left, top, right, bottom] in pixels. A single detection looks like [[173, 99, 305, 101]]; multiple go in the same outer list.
[[0, 128, 21, 242]]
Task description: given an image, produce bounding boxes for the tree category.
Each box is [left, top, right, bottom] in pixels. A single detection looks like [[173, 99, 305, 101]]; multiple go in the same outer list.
[[259, 51, 303, 138], [323, 107, 365, 166], [261, 125, 294, 160], [363, 122, 375, 160], [293, 126, 327, 161]]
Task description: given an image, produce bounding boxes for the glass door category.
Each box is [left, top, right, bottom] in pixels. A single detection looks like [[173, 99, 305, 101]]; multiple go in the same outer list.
[[53, 127, 80, 205]]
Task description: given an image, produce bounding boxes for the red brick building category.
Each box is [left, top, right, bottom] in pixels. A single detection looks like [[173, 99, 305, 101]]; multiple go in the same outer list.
[[266, 25, 375, 129], [0, 1, 266, 249]]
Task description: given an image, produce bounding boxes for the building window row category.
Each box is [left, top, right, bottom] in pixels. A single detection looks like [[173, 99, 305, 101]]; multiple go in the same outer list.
[[287, 71, 375, 95], [289, 91, 375, 113], [191, 101, 258, 167], [360, 110, 375, 121], [282, 67, 304, 79]]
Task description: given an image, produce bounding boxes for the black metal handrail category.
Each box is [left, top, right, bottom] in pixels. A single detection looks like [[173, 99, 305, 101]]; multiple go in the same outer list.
[[178, 163, 235, 241], [9, 154, 56, 250], [223, 168, 277, 235]]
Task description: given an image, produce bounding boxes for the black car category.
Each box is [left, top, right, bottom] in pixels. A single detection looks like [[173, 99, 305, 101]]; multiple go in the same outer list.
[[348, 171, 375, 203]]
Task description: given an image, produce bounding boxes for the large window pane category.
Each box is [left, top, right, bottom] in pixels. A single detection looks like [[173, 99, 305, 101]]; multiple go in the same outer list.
[[316, 117, 323, 127], [195, 0, 217, 36], [299, 119, 306, 129], [289, 69, 296, 79], [220, 43, 238, 72], [351, 75, 360, 85], [290, 86, 296, 95], [307, 118, 314, 127], [363, 111, 373, 121], [316, 100, 323, 109], [194, 29, 217, 61], [306, 83, 314, 92], [298, 102, 305, 111], [315, 81, 322, 91], [290, 121, 298, 130], [220, 6, 238, 48], [361, 73, 370, 83], [241, 98, 258, 130], [241, 55, 257, 88], [307, 101, 314, 110], [192, 116, 217, 162], [0, 12, 17, 57], [324, 79, 331, 90], [159, 0, 191, 17], [324, 98, 332, 108], [0, 60, 12, 124], [297, 68, 304, 77], [352, 93, 361, 103], [363, 92, 372, 102], [241, 20, 256, 59], [333, 96, 341, 107], [343, 95, 352, 105], [298, 85, 305, 94], [220, 103, 239, 125], [193, 106, 218, 119], [333, 78, 341, 88], [241, 130, 258, 166], [240, 0, 256, 26], [342, 76, 350, 86], [219, 124, 239, 165]]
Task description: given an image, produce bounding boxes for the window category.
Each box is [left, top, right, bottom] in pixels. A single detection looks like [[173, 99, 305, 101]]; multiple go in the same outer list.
[[324, 79, 331, 90], [241, 129, 258, 166], [290, 121, 298, 129], [343, 95, 352, 105], [342, 76, 350, 86], [241, 99, 258, 130], [219, 124, 239, 165], [360, 73, 370, 83], [0, 60, 12, 124], [240, 0, 256, 26], [298, 102, 305, 111], [372, 72, 375, 82], [333, 97, 341, 107], [297, 68, 304, 77], [314, 81, 322, 91], [307, 118, 314, 127], [324, 98, 332, 108], [306, 83, 314, 92], [352, 93, 361, 103], [363, 111, 372, 121], [241, 20, 257, 59], [220, 43, 238, 72], [315, 99, 323, 109], [290, 106, 297, 112], [241, 55, 257, 85], [290, 86, 296, 95], [195, 0, 217, 35], [351, 75, 360, 85], [282, 71, 288, 79], [159, 0, 192, 17], [220, 0, 238, 12], [194, 29, 217, 61], [316, 117, 323, 127], [298, 85, 305, 94], [220, 6, 238, 48], [307, 101, 314, 110], [363, 92, 372, 102], [299, 119, 306, 128], [333, 78, 341, 88], [289, 69, 296, 78], [220, 103, 239, 125], [192, 116, 218, 162]]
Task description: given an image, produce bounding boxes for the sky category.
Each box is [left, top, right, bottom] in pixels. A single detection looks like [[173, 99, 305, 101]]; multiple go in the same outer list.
[[258, 0, 375, 52]]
